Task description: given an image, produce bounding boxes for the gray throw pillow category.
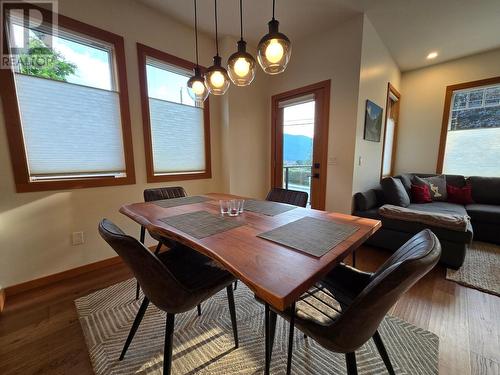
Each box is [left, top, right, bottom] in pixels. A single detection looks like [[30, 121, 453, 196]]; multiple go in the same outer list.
[[413, 175, 447, 201], [381, 177, 411, 207]]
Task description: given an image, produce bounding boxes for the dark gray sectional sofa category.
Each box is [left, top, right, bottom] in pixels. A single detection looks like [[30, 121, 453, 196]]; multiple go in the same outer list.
[[353, 173, 500, 269]]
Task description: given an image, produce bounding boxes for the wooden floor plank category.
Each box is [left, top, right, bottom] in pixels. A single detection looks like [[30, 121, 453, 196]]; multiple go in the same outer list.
[[0, 246, 498, 375]]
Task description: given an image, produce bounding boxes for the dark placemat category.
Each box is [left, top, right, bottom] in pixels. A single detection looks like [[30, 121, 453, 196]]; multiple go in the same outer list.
[[152, 196, 211, 208], [160, 210, 245, 239], [258, 216, 360, 257], [244, 200, 297, 216]]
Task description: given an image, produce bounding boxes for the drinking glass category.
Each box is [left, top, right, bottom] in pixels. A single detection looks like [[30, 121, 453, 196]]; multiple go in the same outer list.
[[238, 199, 245, 214], [228, 199, 240, 217], [219, 200, 229, 215]]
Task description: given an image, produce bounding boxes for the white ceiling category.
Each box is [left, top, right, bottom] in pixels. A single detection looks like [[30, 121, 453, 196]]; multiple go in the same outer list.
[[138, 0, 361, 45], [138, 0, 500, 72], [360, 0, 500, 71]]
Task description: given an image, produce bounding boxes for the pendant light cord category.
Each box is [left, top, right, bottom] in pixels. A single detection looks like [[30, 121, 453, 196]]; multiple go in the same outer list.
[[272, 0, 276, 20], [239, 0, 243, 41], [214, 0, 220, 56], [194, 0, 199, 66]]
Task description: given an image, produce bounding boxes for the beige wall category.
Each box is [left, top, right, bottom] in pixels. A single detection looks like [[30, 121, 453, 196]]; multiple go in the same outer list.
[[0, 2, 400, 288], [396, 48, 500, 174], [0, 0, 226, 288], [352, 16, 401, 194], [268, 15, 364, 213], [219, 37, 270, 199]]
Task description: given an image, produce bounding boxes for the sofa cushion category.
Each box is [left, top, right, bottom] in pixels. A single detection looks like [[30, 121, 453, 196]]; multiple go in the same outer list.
[[415, 174, 466, 188], [469, 176, 500, 205], [413, 175, 447, 201], [466, 204, 500, 224], [447, 184, 474, 205], [354, 190, 378, 211], [381, 177, 410, 207], [411, 184, 432, 203], [408, 202, 468, 217]]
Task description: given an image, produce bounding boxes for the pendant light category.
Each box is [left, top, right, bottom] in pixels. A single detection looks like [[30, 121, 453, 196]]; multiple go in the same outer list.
[[187, 0, 209, 104], [227, 0, 256, 86], [257, 0, 291, 75], [205, 0, 230, 95]]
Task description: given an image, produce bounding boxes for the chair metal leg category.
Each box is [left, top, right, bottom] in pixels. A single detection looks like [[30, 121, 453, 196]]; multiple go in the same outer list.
[[140, 226, 145, 244], [234, 280, 238, 290], [163, 313, 175, 375], [345, 352, 358, 375], [136, 226, 146, 300], [265, 303, 277, 375], [264, 303, 270, 375], [154, 242, 162, 254], [135, 281, 141, 300], [373, 330, 395, 375], [226, 285, 239, 348], [286, 303, 296, 375], [120, 297, 150, 360], [197, 304, 202, 316]]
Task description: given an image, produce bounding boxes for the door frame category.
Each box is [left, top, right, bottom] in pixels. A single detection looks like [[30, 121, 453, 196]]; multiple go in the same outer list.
[[271, 80, 331, 210], [380, 82, 401, 179]]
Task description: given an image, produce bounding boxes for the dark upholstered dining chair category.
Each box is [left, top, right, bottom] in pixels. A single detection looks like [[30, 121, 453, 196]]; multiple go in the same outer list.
[[99, 219, 238, 375], [136, 187, 187, 300], [266, 229, 441, 375], [266, 187, 308, 208]]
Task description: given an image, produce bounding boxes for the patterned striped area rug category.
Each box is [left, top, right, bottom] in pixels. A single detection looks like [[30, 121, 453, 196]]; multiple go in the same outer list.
[[75, 279, 439, 374]]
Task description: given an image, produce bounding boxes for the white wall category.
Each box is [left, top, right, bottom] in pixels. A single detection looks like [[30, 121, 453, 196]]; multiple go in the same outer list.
[[352, 16, 401, 194], [396, 48, 500, 174], [0, 0, 225, 288], [268, 14, 364, 214]]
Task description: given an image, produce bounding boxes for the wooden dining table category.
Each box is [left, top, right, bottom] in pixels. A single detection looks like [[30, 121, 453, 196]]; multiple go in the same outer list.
[[119, 192, 381, 373]]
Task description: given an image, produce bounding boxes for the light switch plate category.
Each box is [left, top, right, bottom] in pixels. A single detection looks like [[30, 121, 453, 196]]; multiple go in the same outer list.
[[72, 231, 84, 246]]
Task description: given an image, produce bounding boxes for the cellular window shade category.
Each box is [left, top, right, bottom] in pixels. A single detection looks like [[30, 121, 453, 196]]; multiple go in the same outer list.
[[14, 74, 126, 178], [149, 98, 206, 174]]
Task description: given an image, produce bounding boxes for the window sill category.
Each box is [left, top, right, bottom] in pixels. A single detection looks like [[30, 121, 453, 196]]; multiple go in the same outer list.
[[146, 171, 212, 183], [15, 175, 136, 193]]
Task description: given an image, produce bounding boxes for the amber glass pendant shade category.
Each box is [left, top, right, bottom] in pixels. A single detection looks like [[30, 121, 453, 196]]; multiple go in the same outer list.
[[187, 0, 208, 104], [228, 40, 256, 86], [205, 55, 230, 95], [187, 66, 209, 104], [257, 18, 291, 75]]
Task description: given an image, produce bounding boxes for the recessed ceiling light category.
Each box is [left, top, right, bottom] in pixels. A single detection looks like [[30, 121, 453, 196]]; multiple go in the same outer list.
[[427, 52, 438, 60]]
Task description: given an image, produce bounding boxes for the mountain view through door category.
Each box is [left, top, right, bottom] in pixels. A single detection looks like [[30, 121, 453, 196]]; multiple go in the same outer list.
[[282, 100, 315, 206]]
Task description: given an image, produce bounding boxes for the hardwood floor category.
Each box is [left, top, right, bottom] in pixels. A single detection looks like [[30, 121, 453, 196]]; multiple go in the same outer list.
[[0, 246, 498, 374]]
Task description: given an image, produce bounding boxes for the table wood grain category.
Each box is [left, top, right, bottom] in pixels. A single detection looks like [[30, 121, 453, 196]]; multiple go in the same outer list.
[[120, 193, 381, 311]]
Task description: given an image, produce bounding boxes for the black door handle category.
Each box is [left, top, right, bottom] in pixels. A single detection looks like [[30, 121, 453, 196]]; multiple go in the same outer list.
[[314, 163, 320, 169], [313, 173, 320, 178]]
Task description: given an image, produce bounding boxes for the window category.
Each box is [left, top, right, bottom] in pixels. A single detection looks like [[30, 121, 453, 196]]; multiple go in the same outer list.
[[137, 43, 211, 182], [381, 83, 400, 178], [0, 5, 134, 192], [437, 77, 500, 177]]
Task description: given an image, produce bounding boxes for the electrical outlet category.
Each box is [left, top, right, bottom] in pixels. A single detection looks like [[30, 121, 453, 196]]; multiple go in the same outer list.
[[72, 231, 84, 246]]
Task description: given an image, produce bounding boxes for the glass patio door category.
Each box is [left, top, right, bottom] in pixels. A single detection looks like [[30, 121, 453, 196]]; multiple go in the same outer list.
[[271, 81, 330, 210]]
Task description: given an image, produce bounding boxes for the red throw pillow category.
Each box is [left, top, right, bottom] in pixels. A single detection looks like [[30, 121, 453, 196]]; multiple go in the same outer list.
[[411, 184, 432, 203], [447, 184, 474, 205]]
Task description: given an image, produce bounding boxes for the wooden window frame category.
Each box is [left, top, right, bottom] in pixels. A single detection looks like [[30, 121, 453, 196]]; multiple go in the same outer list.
[[137, 43, 211, 183], [0, 4, 135, 192], [436, 76, 500, 174], [380, 82, 401, 179]]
